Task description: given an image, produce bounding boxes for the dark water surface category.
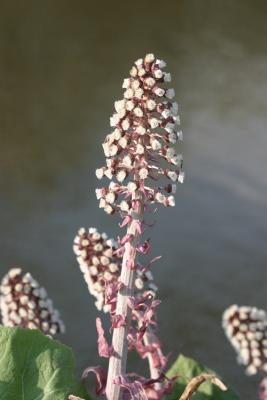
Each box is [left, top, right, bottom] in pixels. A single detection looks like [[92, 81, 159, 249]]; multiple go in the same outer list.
[[1, 1, 267, 398]]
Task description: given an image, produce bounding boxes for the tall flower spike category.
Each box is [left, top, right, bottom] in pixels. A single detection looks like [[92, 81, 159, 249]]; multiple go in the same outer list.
[[95, 54, 183, 400], [222, 304, 267, 376], [0, 268, 65, 336]]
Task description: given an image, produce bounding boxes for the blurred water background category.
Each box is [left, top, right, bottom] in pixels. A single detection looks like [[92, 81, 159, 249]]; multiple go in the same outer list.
[[1, 1, 267, 398]]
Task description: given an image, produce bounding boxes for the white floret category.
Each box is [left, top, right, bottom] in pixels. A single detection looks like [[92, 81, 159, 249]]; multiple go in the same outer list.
[[151, 139, 162, 151], [149, 118, 160, 129], [145, 77, 155, 87], [113, 129, 122, 140], [105, 192, 116, 204], [139, 168, 149, 179], [156, 59, 166, 68], [131, 80, 140, 90], [110, 113, 120, 127], [164, 72, 171, 82], [135, 58, 143, 66], [138, 68, 146, 77], [123, 155, 132, 167], [162, 109, 172, 119], [167, 171, 178, 181], [136, 125, 146, 135], [155, 193, 165, 203], [122, 78, 131, 89], [134, 107, 143, 117], [127, 182, 137, 192], [121, 119, 130, 131], [96, 168, 104, 179], [168, 196, 175, 207], [104, 169, 113, 179], [154, 87, 165, 97], [146, 99, 156, 111], [136, 144, 144, 154], [166, 88, 175, 99], [126, 100, 134, 111], [144, 53, 155, 63], [154, 69, 163, 79], [119, 137, 128, 148], [178, 171, 185, 183], [134, 88, 144, 98], [114, 100, 125, 112], [177, 130, 183, 141], [120, 201, 130, 211], [117, 170, 127, 182], [124, 88, 134, 99]]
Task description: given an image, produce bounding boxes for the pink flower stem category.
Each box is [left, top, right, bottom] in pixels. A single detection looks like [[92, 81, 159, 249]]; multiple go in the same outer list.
[[106, 192, 143, 400], [143, 327, 164, 387], [133, 307, 163, 384]]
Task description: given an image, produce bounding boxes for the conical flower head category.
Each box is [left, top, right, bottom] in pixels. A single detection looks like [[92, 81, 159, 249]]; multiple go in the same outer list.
[[73, 227, 120, 312], [96, 53, 184, 216], [73, 227, 158, 312], [0, 268, 65, 336], [222, 304, 267, 375]]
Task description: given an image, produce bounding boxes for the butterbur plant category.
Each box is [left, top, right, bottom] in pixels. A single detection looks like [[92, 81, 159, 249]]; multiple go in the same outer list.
[[0, 53, 240, 400], [222, 304, 267, 399], [76, 53, 183, 400]]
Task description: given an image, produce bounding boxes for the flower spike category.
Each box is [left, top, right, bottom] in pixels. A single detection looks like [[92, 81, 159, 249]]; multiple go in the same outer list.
[[96, 54, 183, 218], [0, 268, 65, 336], [75, 54, 183, 400], [73, 227, 120, 313], [222, 304, 267, 376], [95, 54, 183, 400]]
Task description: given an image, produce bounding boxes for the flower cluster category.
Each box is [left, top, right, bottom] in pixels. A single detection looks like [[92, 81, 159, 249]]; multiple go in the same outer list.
[[222, 304, 267, 376], [95, 53, 183, 217], [0, 268, 65, 336], [73, 227, 158, 313], [73, 227, 120, 313]]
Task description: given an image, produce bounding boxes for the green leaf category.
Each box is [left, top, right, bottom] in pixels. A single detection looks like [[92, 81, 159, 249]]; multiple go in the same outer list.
[[166, 354, 240, 400], [0, 326, 90, 400]]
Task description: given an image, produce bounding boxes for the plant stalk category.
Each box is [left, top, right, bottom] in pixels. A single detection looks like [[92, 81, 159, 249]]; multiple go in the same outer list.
[[143, 327, 164, 386], [106, 192, 143, 400]]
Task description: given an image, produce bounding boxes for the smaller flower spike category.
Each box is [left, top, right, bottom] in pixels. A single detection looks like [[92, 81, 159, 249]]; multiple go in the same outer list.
[[73, 227, 120, 313], [222, 304, 267, 375], [73, 227, 158, 313], [0, 268, 65, 336]]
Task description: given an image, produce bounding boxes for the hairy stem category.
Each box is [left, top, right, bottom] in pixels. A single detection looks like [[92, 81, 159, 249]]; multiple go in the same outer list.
[[106, 193, 143, 400]]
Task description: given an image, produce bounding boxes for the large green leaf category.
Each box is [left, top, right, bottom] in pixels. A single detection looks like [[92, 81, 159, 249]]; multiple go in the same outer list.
[[166, 354, 240, 400], [0, 326, 90, 400]]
